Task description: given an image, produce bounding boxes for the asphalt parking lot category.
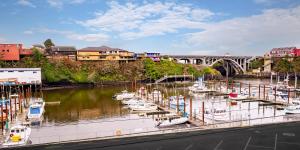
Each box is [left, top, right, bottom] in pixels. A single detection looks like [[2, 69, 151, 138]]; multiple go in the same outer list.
[[9, 121, 300, 150]]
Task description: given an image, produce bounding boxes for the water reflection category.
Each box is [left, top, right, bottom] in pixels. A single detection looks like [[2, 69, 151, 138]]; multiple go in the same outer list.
[[43, 87, 130, 123]]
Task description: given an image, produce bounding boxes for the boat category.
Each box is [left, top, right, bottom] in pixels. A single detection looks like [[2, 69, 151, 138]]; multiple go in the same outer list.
[[285, 100, 300, 114], [228, 92, 248, 100], [204, 107, 228, 121], [149, 89, 162, 99], [156, 116, 188, 127], [189, 77, 212, 93], [114, 90, 135, 100], [27, 99, 45, 122], [128, 102, 157, 111], [2, 125, 31, 147], [169, 95, 188, 112], [121, 98, 143, 105]]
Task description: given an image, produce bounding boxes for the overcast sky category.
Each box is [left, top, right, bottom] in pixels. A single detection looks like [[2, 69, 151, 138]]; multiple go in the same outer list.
[[1, 0, 300, 55]]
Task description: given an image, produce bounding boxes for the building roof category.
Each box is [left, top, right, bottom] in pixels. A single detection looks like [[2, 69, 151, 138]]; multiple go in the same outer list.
[[270, 47, 296, 52], [51, 46, 77, 52], [78, 45, 127, 52], [32, 44, 45, 49]]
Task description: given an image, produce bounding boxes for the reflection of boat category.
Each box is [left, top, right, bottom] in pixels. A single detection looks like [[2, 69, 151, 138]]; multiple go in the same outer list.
[[27, 99, 45, 122], [114, 90, 135, 100], [129, 103, 157, 111], [285, 100, 300, 114], [3, 125, 31, 147], [156, 116, 188, 127]]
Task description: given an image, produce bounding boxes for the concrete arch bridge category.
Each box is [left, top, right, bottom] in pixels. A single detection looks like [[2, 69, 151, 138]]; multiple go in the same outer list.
[[168, 55, 261, 76]]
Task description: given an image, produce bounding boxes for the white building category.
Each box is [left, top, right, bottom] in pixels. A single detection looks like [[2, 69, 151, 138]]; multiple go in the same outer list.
[[0, 68, 42, 85]]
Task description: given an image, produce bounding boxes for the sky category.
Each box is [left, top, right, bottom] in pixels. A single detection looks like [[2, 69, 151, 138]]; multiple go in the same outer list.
[[1, 0, 300, 56]]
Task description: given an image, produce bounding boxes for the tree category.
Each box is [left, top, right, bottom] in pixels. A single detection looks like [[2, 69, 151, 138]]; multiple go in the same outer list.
[[44, 39, 55, 49], [273, 58, 292, 74], [292, 57, 300, 88], [249, 59, 264, 70], [32, 48, 44, 62]]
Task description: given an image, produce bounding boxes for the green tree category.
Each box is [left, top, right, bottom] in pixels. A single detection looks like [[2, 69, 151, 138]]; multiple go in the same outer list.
[[32, 48, 44, 62], [44, 39, 55, 49], [273, 57, 293, 74], [292, 57, 300, 88], [249, 59, 264, 70]]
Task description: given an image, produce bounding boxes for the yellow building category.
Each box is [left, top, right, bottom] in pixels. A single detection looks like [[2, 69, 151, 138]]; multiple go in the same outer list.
[[77, 46, 135, 61]]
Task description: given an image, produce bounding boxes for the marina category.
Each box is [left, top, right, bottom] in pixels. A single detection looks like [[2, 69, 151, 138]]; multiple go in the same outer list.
[[1, 77, 300, 147]]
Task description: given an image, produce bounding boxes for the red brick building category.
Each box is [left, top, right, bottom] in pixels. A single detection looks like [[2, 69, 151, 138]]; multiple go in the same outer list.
[[0, 44, 33, 61], [0, 44, 22, 61]]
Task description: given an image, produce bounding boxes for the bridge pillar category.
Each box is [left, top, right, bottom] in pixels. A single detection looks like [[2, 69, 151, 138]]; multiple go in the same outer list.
[[243, 58, 247, 72]]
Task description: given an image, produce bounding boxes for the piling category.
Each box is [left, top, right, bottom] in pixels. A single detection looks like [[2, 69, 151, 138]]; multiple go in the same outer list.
[[14, 98, 16, 118], [248, 83, 251, 98], [9, 98, 12, 121], [5, 102, 8, 122], [183, 96, 186, 115], [258, 84, 261, 99], [239, 82, 242, 94], [274, 86, 277, 102], [263, 85, 266, 100], [288, 88, 290, 104], [1, 103, 3, 132], [202, 101, 204, 124], [189, 97, 192, 120], [176, 96, 179, 113]]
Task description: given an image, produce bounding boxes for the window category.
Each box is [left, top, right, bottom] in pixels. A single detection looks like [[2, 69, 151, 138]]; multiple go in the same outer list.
[[16, 129, 20, 133], [18, 71, 24, 72], [8, 71, 14, 72], [21, 129, 24, 132], [33, 71, 37, 74], [11, 130, 15, 133], [7, 50, 9, 52]]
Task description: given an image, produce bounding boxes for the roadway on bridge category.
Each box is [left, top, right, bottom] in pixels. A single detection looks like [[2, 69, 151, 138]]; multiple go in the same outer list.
[[13, 121, 300, 150]]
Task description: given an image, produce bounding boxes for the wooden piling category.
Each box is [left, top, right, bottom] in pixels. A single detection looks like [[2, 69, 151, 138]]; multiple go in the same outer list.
[[14, 98, 16, 118], [9, 98, 12, 121], [258, 84, 261, 99], [189, 97, 192, 120], [248, 83, 251, 98], [183, 96, 186, 115], [239, 82, 242, 94], [5, 102, 8, 122], [202, 101, 204, 124], [263, 85, 266, 100], [1, 103, 3, 131], [176, 96, 179, 113], [288, 88, 290, 104], [274, 86, 277, 102]]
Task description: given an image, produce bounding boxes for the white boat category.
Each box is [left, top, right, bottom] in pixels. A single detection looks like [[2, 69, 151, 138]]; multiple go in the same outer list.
[[189, 77, 212, 93], [156, 116, 188, 127], [114, 90, 135, 100], [285, 100, 300, 114], [27, 100, 45, 121], [129, 103, 157, 111], [169, 95, 185, 106], [2, 125, 31, 147], [204, 107, 228, 121], [121, 98, 143, 105]]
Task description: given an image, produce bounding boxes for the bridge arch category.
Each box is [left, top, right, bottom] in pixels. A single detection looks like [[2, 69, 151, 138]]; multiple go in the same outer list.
[[210, 58, 245, 74]]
